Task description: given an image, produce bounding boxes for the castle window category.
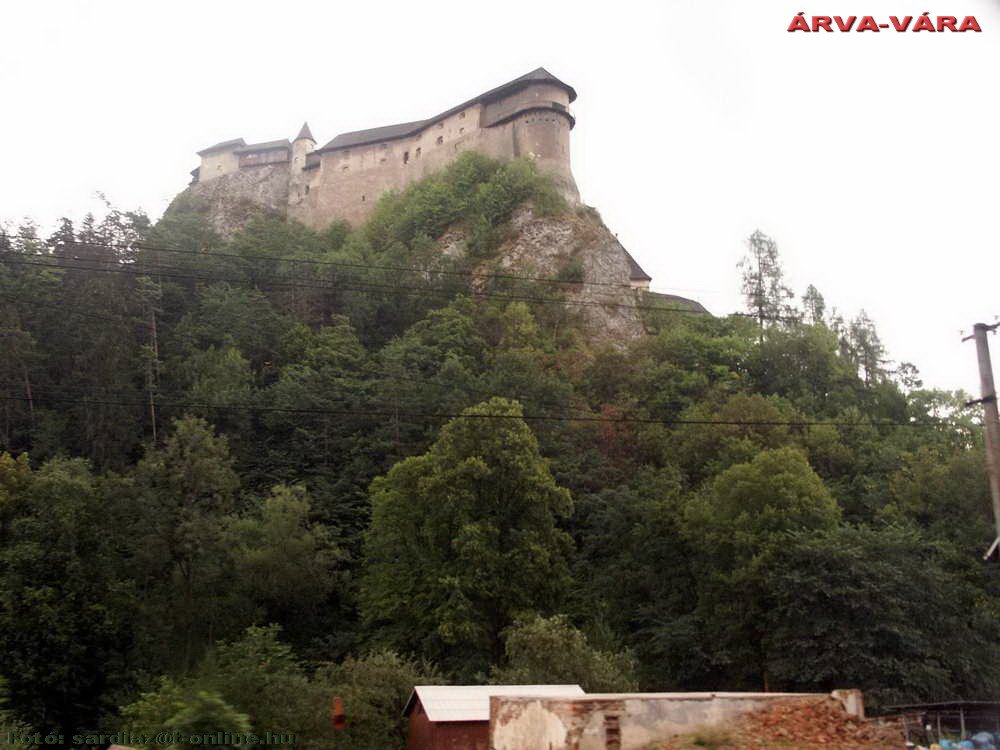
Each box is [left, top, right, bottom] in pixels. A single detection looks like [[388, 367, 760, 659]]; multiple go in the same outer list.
[[361, 194, 366, 202], [459, 127, 464, 134], [305, 185, 310, 194], [459, 111, 465, 119], [403, 151, 409, 164], [415, 147, 421, 158], [342, 164, 349, 171], [436, 136, 443, 145], [437, 122, 444, 129]]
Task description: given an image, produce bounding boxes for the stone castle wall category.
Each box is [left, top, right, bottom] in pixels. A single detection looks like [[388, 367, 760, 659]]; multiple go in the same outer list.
[[291, 82, 577, 228], [191, 78, 578, 232]]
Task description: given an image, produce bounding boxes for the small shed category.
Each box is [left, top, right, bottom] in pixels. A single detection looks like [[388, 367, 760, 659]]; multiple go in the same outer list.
[[403, 684, 584, 750]]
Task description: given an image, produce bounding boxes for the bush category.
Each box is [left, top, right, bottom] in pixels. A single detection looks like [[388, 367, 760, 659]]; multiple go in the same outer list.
[[556, 259, 585, 284], [316, 651, 442, 750], [491, 615, 638, 692]]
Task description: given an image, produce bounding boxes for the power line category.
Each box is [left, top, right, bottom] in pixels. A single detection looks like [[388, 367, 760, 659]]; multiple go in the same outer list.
[[0, 254, 727, 317], [0, 294, 147, 324], [1, 373, 594, 416], [0, 393, 946, 429], [2, 231, 701, 295]]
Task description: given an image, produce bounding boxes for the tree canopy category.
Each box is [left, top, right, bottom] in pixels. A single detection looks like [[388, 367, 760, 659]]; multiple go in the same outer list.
[[0, 157, 997, 747]]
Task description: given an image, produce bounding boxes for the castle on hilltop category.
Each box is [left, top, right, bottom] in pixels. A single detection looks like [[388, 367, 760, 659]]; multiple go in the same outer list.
[[187, 67, 653, 289]]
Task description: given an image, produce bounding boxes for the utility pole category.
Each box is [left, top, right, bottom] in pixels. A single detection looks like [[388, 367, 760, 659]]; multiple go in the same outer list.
[[964, 322, 1000, 560]]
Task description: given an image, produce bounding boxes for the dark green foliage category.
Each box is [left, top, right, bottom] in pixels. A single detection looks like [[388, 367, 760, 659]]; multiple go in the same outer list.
[[491, 615, 638, 692], [0, 457, 137, 733], [0, 161, 997, 740], [758, 525, 1000, 707], [361, 398, 573, 676], [121, 681, 251, 750], [555, 259, 585, 284], [120, 626, 332, 750], [363, 152, 563, 255], [317, 651, 441, 750]]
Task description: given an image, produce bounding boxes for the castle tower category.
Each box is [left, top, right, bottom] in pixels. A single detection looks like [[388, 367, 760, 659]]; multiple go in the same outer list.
[[289, 122, 316, 205]]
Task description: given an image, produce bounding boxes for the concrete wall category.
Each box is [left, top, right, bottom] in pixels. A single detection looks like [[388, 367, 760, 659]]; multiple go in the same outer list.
[[489, 691, 865, 750]]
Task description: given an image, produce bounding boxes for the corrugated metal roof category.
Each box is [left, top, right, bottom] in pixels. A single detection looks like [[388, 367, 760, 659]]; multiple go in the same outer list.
[[404, 684, 584, 723]]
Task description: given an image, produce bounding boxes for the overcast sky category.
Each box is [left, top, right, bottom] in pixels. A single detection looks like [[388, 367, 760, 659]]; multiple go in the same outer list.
[[3, 0, 998, 394]]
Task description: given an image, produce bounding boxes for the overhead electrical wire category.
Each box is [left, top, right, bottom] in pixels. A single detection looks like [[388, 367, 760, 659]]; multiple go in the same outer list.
[[2, 234, 916, 431], [0, 393, 950, 430], [0, 254, 728, 317], [1, 232, 805, 320], [0, 232, 714, 295]]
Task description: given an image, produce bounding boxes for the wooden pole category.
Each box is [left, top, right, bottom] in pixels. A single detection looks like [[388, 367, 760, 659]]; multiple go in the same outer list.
[[969, 323, 1000, 559]]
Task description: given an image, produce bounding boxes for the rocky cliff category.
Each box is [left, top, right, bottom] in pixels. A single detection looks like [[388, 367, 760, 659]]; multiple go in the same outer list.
[[172, 165, 289, 237], [166, 175, 705, 344], [440, 205, 648, 341]]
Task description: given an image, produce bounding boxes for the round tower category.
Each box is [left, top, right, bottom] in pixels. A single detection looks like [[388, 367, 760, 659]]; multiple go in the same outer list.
[[292, 122, 315, 165], [290, 122, 316, 208]]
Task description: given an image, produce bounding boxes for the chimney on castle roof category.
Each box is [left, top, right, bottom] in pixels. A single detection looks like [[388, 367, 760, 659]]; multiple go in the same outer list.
[[295, 122, 315, 143]]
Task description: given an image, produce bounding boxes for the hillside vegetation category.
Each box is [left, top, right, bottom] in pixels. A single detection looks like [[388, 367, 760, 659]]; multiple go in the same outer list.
[[1, 154, 998, 749]]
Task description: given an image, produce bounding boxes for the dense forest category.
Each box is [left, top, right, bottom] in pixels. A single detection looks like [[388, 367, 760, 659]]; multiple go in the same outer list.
[[1, 154, 998, 750]]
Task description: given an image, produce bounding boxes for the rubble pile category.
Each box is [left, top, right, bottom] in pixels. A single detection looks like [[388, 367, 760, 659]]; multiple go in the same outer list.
[[659, 696, 905, 749], [735, 697, 904, 748]]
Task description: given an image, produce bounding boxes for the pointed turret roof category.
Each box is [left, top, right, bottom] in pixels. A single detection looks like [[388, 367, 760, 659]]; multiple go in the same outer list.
[[295, 122, 315, 142]]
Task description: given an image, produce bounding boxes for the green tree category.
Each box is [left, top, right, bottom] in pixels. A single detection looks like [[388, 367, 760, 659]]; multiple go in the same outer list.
[[847, 310, 888, 385], [738, 229, 794, 334], [491, 615, 637, 692], [317, 651, 441, 750], [261, 318, 374, 548], [0, 677, 32, 750], [226, 486, 345, 643], [130, 416, 243, 671], [684, 447, 841, 689], [198, 626, 331, 749], [759, 524, 1000, 706], [361, 398, 573, 674], [0, 458, 136, 732], [888, 446, 994, 551], [800, 284, 826, 325], [121, 684, 251, 750], [746, 324, 860, 416], [670, 393, 801, 485], [570, 469, 701, 689]]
